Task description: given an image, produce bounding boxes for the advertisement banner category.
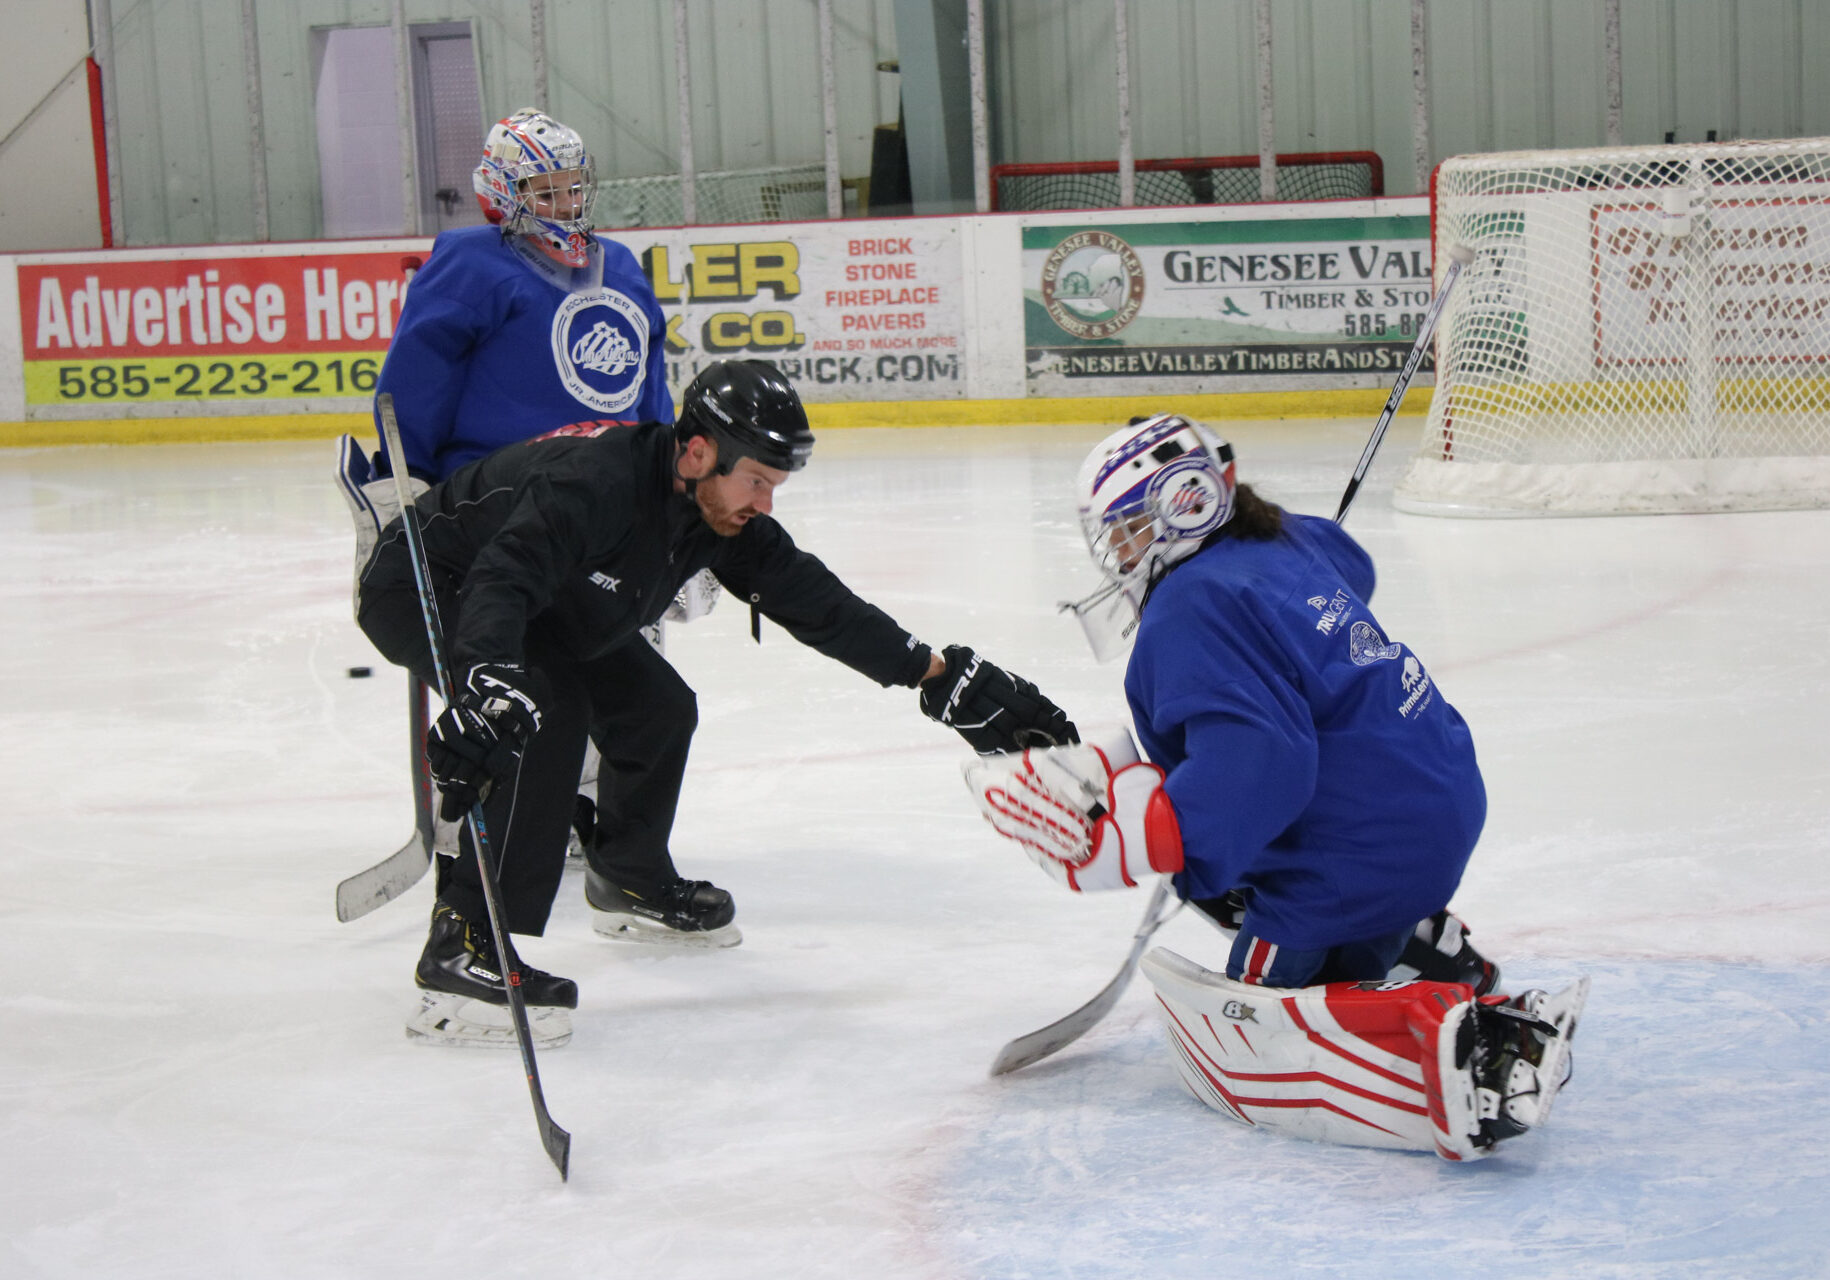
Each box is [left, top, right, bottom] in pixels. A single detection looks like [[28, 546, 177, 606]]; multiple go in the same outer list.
[[18, 249, 418, 413], [619, 220, 967, 403], [1590, 201, 1830, 365], [11, 220, 969, 418], [1022, 215, 1434, 396]]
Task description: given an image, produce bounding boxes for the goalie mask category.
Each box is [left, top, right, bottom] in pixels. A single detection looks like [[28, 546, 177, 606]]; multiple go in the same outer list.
[[473, 109, 598, 268], [1064, 414, 1236, 662]]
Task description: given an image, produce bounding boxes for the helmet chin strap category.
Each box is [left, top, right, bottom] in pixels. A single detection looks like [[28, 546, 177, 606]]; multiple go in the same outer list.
[[673, 448, 702, 498]]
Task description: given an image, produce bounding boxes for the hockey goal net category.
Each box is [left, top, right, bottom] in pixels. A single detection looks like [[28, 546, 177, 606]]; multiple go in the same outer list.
[[1394, 138, 1830, 516], [990, 151, 1382, 212], [595, 164, 863, 228]]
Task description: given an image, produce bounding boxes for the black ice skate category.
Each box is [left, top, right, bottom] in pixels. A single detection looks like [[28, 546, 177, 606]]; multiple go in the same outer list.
[[585, 868, 742, 949], [407, 904, 576, 1048]]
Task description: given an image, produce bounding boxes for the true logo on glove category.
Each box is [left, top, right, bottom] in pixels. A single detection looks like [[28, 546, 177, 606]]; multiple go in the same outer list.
[[941, 653, 982, 723]]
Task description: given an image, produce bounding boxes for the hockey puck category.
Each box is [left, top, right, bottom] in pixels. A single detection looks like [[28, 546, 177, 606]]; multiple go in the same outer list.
[[347, 666, 373, 678]]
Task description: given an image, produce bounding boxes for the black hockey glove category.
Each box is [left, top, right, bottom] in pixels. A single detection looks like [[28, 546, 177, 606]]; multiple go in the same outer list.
[[424, 663, 544, 822], [919, 644, 1079, 755]]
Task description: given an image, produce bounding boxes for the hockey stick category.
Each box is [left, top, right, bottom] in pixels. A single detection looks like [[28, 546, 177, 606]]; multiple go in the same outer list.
[[335, 675, 434, 921], [376, 392, 572, 1180], [990, 877, 1181, 1076], [992, 246, 1477, 1077], [1333, 243, 1474, 523]]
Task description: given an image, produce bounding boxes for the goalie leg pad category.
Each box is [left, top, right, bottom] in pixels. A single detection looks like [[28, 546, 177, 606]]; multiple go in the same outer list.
[[404, 991, 573, 1049], [336, 434, 428, 619], [1141, 949, 1587, 1161], [1142, 948, 1440, 1153]]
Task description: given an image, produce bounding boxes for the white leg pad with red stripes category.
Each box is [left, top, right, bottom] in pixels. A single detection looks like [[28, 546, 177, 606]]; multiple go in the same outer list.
[[1141, 947, 1556, 1160]]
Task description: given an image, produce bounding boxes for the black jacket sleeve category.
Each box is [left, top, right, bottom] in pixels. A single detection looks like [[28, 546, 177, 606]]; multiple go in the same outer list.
[[711, 517, 932, 688]]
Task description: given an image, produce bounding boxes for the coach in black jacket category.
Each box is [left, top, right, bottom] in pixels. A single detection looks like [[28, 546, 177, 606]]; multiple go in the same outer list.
[[357, 359, 1075, 1044]]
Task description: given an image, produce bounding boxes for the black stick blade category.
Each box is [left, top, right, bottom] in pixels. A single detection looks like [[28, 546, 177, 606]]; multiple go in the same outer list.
[[539, 1113, 571, 1180]]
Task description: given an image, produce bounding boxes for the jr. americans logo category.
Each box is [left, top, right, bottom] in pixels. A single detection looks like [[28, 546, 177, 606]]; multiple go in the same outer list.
[[551, 288, 650, 415]]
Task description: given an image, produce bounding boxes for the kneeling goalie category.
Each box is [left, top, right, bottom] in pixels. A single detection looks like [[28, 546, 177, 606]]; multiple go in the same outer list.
[[967, 414, 1586, 1162]]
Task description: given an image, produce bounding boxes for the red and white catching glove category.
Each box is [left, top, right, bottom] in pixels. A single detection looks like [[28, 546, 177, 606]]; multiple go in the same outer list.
[[963, 726, 1183, 891]]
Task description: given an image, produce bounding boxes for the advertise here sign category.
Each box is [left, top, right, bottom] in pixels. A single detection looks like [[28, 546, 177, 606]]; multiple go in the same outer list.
[[1022, 216, 1435, 395], [18, 250, 421, 413]]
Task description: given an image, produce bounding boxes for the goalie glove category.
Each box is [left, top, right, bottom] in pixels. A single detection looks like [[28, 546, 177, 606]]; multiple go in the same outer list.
[[964, 726, 1183, 891], [919, 644, 1078, 755]]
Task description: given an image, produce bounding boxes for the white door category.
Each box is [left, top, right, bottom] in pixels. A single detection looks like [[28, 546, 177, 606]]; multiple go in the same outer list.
[[313, 22, 486, 239], [313, 26, 404, 239]]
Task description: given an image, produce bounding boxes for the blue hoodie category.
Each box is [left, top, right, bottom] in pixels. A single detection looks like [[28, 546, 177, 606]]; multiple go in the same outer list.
[[376, 226, 672, 480], [1125, 513, 1486, 950]]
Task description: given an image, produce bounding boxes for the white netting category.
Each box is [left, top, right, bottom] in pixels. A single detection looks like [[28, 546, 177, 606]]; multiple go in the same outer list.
[[1395, 138, 1830, 516], [594, 165, 861, 228]]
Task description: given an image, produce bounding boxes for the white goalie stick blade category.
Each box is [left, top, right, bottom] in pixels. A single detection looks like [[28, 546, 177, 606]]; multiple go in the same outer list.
[[336, 674, 435, 922], [589, 907, 742, 950], [990, 877, 1182, 1076], [405, 991, 573, 1049], [337, 832, 432, 922]]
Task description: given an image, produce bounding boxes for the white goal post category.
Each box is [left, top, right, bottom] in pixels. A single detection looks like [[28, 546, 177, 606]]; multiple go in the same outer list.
[[1393, 138, 1830, 517]]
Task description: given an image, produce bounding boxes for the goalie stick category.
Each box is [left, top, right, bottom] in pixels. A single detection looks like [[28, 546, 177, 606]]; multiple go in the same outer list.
[[990, 877, 1181, 1075], [992, 245, 1476, 1077], [335, 675, 434, 921], [376, 392, 571, 1180], [1333, 242, 1474, 522]]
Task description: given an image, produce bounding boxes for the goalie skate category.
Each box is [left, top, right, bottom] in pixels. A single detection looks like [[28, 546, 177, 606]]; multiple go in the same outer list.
[[585, 869, 742, 949], [406, 991, 572, 1049], [1435, 977, 1589, 1160]]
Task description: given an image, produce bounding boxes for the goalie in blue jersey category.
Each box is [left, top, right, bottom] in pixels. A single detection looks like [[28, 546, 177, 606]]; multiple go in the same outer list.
[[375, 107, 673, 482], [966, 414, 1587, 1162]]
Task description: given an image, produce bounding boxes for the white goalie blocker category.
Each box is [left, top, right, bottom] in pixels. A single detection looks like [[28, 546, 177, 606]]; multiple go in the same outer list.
[[1141, 948, 1588, 1162]]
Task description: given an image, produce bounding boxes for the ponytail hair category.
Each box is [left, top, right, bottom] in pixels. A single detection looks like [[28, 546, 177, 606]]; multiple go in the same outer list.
[[1219, 481, 1284, 541]]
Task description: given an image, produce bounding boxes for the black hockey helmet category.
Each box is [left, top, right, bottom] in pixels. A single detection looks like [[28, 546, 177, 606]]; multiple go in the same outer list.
[[675, 360, 814, 474]]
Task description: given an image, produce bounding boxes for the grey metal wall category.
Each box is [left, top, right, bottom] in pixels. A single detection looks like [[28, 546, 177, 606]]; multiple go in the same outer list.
[[988, 0, 1828, 192], [98, 0, 900, 246], [34, 0, 1830, 248]]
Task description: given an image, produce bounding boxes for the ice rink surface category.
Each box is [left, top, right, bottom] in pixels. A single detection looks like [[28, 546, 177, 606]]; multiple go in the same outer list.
[[3, 418, 1827, 1280]]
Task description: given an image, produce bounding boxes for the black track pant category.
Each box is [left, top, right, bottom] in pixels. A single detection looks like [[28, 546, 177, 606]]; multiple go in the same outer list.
[[358, 584, 696, 936]]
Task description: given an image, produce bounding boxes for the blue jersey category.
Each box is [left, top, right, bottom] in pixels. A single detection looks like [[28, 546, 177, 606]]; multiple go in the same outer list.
[[1124, 514, 1486, 951], [376, 226, 672, 481]]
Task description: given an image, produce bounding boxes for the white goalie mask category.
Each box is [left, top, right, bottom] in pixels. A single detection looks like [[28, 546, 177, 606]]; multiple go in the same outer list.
[[472, 109, 598, 268], [1063, 414, 1236, 662]]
